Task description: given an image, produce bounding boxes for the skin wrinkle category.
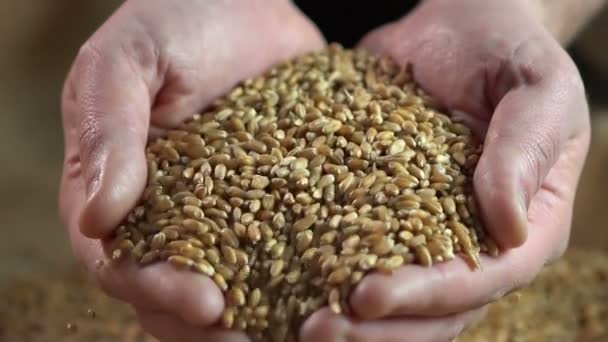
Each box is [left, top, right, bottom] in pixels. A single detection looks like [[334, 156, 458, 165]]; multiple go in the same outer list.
[[483, 82, 563, 200], [151, 63, 199, 123], [467, 66, 492, 118], [480, 36, 550, 115], [77, 58, 150, 236], [484, 41, 530, 111], [77, 43, 105, 158], [76, 41, 150, 198], [529, 73, 582, 194], [61, 96, 85, 178], [504, 119, 560, 206]]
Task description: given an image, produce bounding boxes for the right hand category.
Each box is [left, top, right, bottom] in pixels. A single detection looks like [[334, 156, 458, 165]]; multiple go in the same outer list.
[[59, 1, 324, 341]]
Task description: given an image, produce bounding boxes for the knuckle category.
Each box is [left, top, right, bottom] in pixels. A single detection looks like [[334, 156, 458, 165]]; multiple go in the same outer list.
[[509, 37, 584, 101], [508, 37, 551, 86]]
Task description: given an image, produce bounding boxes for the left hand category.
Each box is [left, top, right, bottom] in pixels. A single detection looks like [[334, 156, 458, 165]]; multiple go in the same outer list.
[[299, 0, 591, 341], [59, 1, 324, 341]]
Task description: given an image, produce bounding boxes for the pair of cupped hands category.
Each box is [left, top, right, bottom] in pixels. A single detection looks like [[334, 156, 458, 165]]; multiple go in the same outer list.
[[60, 0, 590, 341]]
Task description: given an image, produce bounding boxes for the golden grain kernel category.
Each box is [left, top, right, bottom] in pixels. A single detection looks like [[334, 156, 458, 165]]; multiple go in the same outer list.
[[140, 250, 160, 265], [249, 288, 262, 307], [222, 307, 235, 328], [193, 259, 215, 276], [168, 255, 194, 270], [328, 288, 342, 314], [293, 215, 317, 233], [328, 267, 351, 284], [150, 232, 166, 250]]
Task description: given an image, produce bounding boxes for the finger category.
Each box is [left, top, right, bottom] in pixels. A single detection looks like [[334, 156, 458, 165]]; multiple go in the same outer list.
[[350, 164, 577, 320], [98, 259, 224, 327], [136, 308, 249, 342], [61, 160, 224, 328], [65, 196, 222, 327], [474, 50, 589, 249], [62, 38, 152, 239], [300, 307, 487, 342]]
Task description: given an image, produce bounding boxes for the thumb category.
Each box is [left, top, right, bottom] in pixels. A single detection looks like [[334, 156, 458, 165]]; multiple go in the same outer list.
[[474, 63, 588, 249], [67, 42, 152, 239]]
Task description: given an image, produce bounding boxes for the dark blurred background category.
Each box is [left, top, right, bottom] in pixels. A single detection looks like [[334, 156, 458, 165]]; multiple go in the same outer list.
[[0, 1, 606, 285]]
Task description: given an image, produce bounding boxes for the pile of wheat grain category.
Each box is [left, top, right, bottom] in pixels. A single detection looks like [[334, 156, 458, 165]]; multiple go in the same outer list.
[[110, 44, 495, 341]]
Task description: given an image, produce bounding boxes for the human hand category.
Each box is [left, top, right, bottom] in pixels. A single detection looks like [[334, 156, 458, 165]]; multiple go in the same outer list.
[[299, 0, 591, 340], [59, 1, 324, 341]]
